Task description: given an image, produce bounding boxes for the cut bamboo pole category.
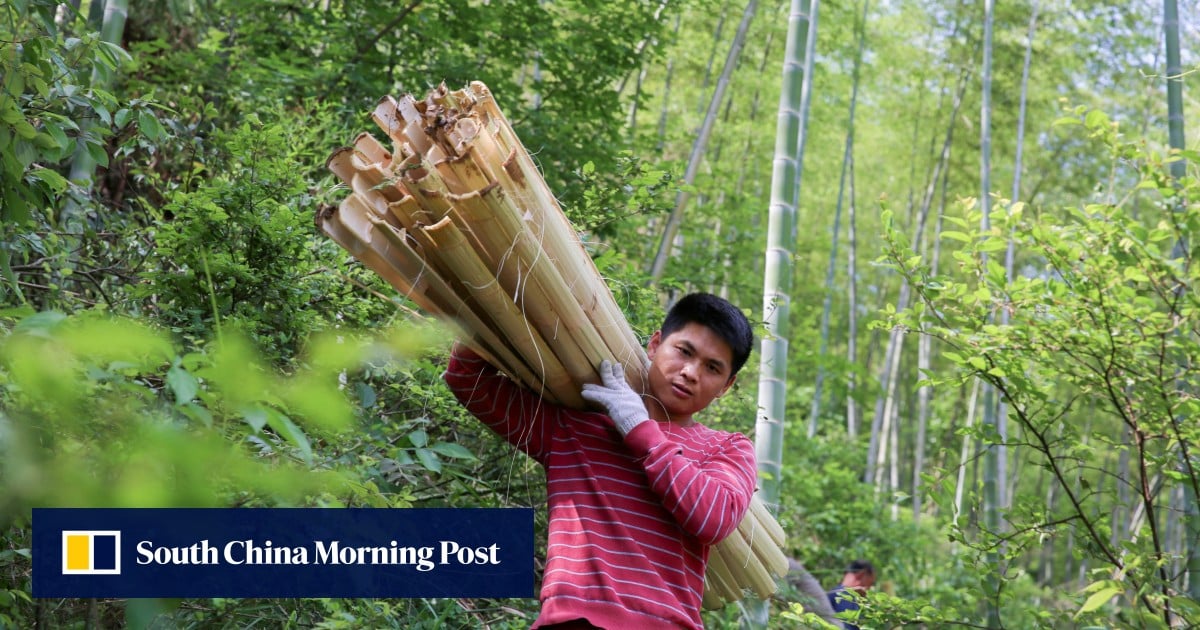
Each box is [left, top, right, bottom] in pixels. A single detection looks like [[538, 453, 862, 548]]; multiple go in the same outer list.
[[364, 215, 547, 397], [747, 494, 787, 549], [701, 582, 724, 610], [446, 187, 597, 382], [329, 196, 546, 397], [703, 541, 744, 606], [327, 147, 406, 234], [739, 512, 789, 577], [463, 83, 648, 387], [397, 154, 455, 220], [386, 195, 429, 233], [352, 131, 391, 165], [469, 184, 620, 385], [419, 216, 582, 408], [715, 526, 776, 599]]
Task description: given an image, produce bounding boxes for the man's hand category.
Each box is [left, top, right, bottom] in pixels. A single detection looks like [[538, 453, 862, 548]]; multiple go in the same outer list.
[[581, 360, 648, 436]]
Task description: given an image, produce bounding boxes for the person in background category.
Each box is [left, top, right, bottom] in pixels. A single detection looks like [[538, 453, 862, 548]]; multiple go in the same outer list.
[[826, 559, 877, 630], [443, 292, 758, 629]]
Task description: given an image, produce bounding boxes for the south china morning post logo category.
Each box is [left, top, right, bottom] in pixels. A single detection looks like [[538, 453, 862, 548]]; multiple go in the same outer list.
[[61, 530, 121, 575], [33, 508, 534, 598]]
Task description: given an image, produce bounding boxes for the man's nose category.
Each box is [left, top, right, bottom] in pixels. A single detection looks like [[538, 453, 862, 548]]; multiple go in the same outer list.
[[680, 361, 698, 381]]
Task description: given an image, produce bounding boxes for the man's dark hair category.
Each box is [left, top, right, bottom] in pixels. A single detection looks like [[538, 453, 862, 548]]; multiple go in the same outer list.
[[660, 292, 754, 375], [846, 559, 875, 575]]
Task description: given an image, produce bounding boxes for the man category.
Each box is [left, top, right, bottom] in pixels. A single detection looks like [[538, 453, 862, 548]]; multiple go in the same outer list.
[[826, 560, 876, 630], [443, 292, 757, 629]]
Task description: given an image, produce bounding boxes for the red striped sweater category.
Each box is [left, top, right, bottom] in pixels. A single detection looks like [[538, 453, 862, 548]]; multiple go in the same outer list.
[[444, 346, 757, 629]]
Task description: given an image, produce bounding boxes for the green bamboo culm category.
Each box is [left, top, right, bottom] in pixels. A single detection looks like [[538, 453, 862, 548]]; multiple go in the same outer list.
[[748, 0, 818, 626], [1162, 0, 1198, 606]]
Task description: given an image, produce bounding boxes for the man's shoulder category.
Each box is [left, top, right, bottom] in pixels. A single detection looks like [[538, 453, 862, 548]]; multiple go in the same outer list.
[[680, 423, 753, 459]]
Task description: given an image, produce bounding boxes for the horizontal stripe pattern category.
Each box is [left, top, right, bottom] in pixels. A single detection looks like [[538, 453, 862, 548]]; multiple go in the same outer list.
[[445, 346, 756, 629]]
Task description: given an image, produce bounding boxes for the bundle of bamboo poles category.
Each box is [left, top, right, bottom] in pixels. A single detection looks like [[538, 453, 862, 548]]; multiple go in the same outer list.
[[319, 81, 787, 608]]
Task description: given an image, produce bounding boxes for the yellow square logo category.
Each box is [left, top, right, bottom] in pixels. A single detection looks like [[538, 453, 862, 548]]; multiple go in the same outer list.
[[61, 531, 121, 575]]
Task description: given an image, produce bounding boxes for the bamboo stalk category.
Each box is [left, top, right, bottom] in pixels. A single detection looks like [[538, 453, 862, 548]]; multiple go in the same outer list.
[[453, 121, 648, 389], [704, 542, 744, 605], [318, 203, 422, 304], [435, 143, 494, 195], [332, 195, 541, 391], [467, 184, 621, 386], [423, 147, 610, 392], [397, 153, 454, 219], [327, 147, 406, 233], [361, 212, 547, 395], [353, 131, 391, 165], [338, 195, 434, 285], [701, 582, 724, 610], [738, 512, 789, 577], [387, 195, 429, 233], [321, 199, 511, 378], [373, 95, 431, 159], [747, 494, 787, 549], [337, 199, 520, 380], [419, 215, 582, 408], [714, 527, 776, 599], [462, 84, 648, 386]]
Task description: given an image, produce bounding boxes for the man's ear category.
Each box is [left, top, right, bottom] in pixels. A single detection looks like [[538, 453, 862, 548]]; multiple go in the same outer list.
[[646, 330, 663, 358], [719, 374, 737, 397]]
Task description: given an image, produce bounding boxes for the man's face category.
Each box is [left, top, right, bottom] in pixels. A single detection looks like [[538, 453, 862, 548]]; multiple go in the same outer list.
[[645, 322, 737, 424], [844, 570, 876, 593]]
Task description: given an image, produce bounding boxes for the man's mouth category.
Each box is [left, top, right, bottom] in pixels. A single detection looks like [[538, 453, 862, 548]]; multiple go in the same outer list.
[[671, 382, 693, 398]]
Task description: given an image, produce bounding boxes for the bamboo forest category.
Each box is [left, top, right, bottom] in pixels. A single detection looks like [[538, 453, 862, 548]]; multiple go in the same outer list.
[[2, 0, 1199, 628]]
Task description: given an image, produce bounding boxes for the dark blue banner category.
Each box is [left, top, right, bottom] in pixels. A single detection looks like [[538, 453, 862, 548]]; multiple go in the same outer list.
[[33, 508, 534, 598]]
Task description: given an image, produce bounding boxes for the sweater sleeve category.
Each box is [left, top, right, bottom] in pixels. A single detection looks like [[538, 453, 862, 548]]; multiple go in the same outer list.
[[441, 344, 558, 464], [623, 422, 757, 545]]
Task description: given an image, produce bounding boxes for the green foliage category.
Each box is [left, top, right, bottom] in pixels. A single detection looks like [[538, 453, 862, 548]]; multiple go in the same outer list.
[[0, 311, 404, 516], [0, 1, 155, 309], [136, 115, 347, 361], [0, 308, 537, 627], [877, 112, 1200, 627]]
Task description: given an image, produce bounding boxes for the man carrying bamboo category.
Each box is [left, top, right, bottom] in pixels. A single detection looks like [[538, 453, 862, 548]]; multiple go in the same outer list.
[[444, 292, 758, 629]]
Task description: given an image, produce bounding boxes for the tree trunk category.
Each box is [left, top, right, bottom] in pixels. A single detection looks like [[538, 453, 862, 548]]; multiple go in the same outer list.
[[749, 1, 817, 626], [810, 0, 869, 439], [845, 149, 859, 438], [656, 13, 682, 153], [978, 0, 1001, 625], [1162, 0, 1198, 602], [954, 379, 982, 519], [648, 0, 758, 282], [63, 0, 129, 232], [912, 173, 947, 521], [865, 70, 967, 485], [755, 0, 814, 519]]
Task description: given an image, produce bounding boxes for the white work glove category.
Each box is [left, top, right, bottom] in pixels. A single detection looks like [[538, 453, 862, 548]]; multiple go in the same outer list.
[[581, 360, 649, 437]]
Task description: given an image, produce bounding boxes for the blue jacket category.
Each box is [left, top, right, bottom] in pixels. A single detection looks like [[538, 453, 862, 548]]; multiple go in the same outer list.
[[827, 585, 862, 630]]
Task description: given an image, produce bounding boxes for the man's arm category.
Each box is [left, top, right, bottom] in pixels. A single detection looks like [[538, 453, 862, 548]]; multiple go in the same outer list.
[[582, 360, 756, 544], [442, 343, 557, 463], [626, 424, 756, 545]]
